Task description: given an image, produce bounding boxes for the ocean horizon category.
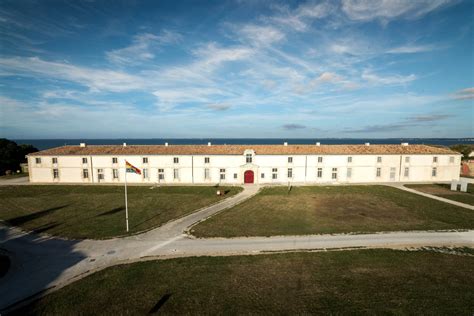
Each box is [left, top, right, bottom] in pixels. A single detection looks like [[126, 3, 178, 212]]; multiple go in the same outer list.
[[13, 138, 474, 150]]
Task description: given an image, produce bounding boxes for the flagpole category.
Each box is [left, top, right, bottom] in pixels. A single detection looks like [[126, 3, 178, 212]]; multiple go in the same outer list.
[[125, 164, 129, 232]]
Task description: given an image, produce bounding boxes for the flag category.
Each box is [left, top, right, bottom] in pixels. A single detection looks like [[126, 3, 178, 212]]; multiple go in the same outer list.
[[125, 161, 141, 175]]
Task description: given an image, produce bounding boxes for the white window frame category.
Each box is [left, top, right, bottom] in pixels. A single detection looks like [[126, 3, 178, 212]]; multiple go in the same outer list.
[[143, 157, 148, 164], [234, 173, 238, 179], [113, 169, 119, 179], [317, 168, 322, 178], [433, 156, 438, 163], [432, 167, 437, 177], [158, 169, 165, 180], [405, 156, 410, 163], [204, 168, 210, 180], [53, 168, 59, 179], [347, 156, 352, 163], [404, 167, 409, 177], [317, 156, 323, 163], [82, 157, 88, 164], [347, 167, 352, 178], [287, 168, 293, 178], [35, 157, 41, 164], [288, 157, 293, 163], [173, 168, 179, 179], [112, 157, 118, 164], [220, 168, 226, 180], [173, 157, 179, 164], [331, 168, 337, 180], [204, 157, 210, 164], [377, 156, 382, 163], [52, 157, 58, 164], [272, 168, 278, 179], [246, 154, 252, 164], [261, 173, 265, 179], [143, 168, 149, 179], [82, 169, 89, 179]]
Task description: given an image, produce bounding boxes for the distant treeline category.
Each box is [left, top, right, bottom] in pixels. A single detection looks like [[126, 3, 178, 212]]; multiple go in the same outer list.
[[449, 144, 474, 160], [0, 138, 38, 175]]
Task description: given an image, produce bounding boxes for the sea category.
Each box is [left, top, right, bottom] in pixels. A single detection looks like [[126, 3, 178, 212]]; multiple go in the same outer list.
[[13, 138, 474, 151]]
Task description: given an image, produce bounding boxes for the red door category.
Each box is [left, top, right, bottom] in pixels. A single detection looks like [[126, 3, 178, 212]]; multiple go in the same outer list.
[[244, 170, 254, 184]]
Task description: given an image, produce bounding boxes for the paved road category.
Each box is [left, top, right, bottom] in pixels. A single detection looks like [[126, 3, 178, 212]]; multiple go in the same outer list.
[[1, 184, 473, 312]]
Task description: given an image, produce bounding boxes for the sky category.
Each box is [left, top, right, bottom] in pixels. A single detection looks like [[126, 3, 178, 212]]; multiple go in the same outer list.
[[0, 0, 473, 139]]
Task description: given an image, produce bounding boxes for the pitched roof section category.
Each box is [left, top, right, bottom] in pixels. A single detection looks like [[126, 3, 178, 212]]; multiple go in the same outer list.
[[29, 144, 458, 156]]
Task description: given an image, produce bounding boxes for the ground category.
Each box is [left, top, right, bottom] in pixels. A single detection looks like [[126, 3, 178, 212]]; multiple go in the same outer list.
[[192, 185, 474, 237], [406, 183, 474, 206], [0, 173, 28, 180], [14, 249, 474, 315], [0, 185, 241, 239]]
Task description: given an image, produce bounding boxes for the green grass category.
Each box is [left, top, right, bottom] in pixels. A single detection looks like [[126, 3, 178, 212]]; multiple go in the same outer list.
[[192, 185, 474, 237], [15, 249, 474, 315], [0, 185, 242, 239], [406, 183, 474, 206]]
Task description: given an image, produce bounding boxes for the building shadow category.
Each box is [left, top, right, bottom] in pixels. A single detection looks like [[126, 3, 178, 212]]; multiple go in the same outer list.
[[8, 205, 69, 226], [96, 207, 125, 217], [0, 226, 87, 313]]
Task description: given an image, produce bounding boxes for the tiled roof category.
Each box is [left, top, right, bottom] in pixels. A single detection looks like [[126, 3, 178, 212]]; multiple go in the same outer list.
[[29, 144, 459, 156]]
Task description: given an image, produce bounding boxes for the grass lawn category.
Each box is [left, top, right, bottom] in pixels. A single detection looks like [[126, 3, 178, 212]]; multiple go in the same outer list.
[[15, 249, 474, 315], [192, 185, 474, 237], [406, 183, 474, 206], [0, 185, 242, 239]]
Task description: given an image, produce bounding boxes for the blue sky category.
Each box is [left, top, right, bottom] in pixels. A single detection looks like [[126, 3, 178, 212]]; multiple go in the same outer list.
[[0, 0, 473, 139]]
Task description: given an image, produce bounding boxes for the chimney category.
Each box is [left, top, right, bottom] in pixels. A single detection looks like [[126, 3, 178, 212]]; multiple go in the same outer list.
[[365, 142, 370, 146], [401, 142, 409, 146], [79, 143, 86, 147], [208, 142, 212, 146], [283, 142, 288, 146], [165, 142, 169, 147], [316, 142, 320, 146], [123, 143, 127, 147]]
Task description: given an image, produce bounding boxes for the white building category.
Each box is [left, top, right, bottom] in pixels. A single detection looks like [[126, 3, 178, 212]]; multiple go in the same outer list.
[[27, 142, 461, 185]]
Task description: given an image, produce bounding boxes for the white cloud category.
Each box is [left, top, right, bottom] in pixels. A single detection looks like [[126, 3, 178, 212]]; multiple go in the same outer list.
[[386, 44, 436, 54], [238, 24, 285, 46], [206, 103, 231, 111], [106, 31, 181, 65], [341, 0, 453, 22], [0, 56, 147, 92], [452, 87, 474, 100], [269, 1, 333, 31], [361, 70, 417, 85]]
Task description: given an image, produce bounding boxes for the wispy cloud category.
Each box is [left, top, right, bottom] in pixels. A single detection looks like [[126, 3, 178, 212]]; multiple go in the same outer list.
[[282, 123, 306, 130], [341, 0, 453, 22], [386, 44, 437, 54], [106, 31, 182, 65], [451, 87, 474, 100], [361, 70, 417, 85], [206, 103, 231, 111]]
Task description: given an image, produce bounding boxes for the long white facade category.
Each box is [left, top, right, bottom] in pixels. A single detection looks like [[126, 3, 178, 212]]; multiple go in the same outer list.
[[28, 144, 461, 185]]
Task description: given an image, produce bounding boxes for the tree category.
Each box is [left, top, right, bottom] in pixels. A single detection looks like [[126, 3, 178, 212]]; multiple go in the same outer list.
[[450, 144, 474, 161], [0, 138, 38, 175]]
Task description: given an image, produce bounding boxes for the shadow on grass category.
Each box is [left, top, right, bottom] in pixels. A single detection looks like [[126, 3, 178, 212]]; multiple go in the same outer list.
[[32, 222, 61, 234], [131, 212, 162, 229], [9, 205, 69, 226], [149, 293, 172, 314], [97, 207, 125, 217]]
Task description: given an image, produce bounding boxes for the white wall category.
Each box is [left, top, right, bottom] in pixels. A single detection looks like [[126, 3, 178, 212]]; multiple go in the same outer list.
[[28, 153, 461, 184]]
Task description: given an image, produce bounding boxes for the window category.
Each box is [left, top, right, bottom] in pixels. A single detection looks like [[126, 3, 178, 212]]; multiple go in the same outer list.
[[390, 167, 396, 180], [112, 157, 118, 164], [143, 168, 148, 179], [261, 173, 265, 179], [318, 156, 323, 163], [158, 169, 164, 180], [173, 169, 179, 179], [53, 169, 59, 179], [347, 167, 352, 178], [97, 169, 104, 180], [83, 169, 89, 178], [220, 168, 226, 180], [234, 173, 238, 179], [52, 157, 57, 164], [404, 167, 409, 177], [287, 168, 293, 178], [377, 156, 382, 163], [376, 168, 381, 177], [347, 156, 352, 163], [331, 168, 337, 180], [405, 156, 410, 163], [317, 168, 323, 178], [272, 168, 278, 179], [449, 156, 454, 163], [432, 167, 437, 177], [433, 156, 438, 163], [204, 168, 210, 180], [288, 157, 293, 163], [173, 157, 179, 164], [35, 157, 41, 164], [113, 169, 119, 179], [246, 153, 252, 163], [143, 157, 148, 164], [82, 157, 88, 164], [204, 157, 210, 164]]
